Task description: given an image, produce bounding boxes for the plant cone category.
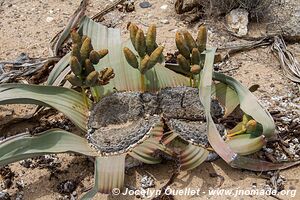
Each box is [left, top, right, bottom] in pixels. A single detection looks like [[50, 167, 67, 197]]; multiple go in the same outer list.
[[80, 37, 93, 61], [89, 50, 101, 64], [183, 31, 197, 52], [146, 24, 157, 55], [147, 46, 164, 71], [129, 23, 139, 49], [191, 48, 200, 65], [84, 59, 95, 74], [190, 64, 201, 74], [123, 47, 139, 69], [98, 49, 109, 59], [70, 56, 82, 76], [66, 74, 82, 86], [71, 30, 82, 46], [177, 54, 190, 72], [175, 32, 190, 59], [197, 25, 207, 53], [102, 67, 114, 80], [71, 44, 81, 61], [140, 55, 150, 74], [135, 29, 146, 58], [81, 35, 87, 43], [86, 71, 99, 87]]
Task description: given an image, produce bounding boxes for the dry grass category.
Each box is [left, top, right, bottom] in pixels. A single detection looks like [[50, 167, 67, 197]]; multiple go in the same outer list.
[[203, 0, 273, 21]]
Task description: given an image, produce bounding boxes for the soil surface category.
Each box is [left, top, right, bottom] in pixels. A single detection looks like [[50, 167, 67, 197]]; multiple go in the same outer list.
[[0, 0, 300, 200]]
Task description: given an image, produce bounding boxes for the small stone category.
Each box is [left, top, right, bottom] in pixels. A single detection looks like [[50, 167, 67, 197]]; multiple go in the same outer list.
[[57, 180, 77, 194], [19, 159, 32, 168], [72, 191, 77, 196], [0, 191, 10, 200], [160, 5, 168, 10], [140, 175, 155, 189], [46, 17, 54, 23], [16, 180, 25, 190], [280, 117, 292, 124], [139, 1, 151, 8], [292, 138, 299, 144], [225, 9, 249, 36], [160, 19, 170, 24], [263, 147, 274, 154]]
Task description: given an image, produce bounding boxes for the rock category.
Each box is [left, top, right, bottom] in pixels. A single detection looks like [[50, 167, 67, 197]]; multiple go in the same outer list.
[[46, 17, 54, 23], [19, 159, 32, 168], [139, 1, 151, 8], [160, 19, 170, 24], [282, 9, 300, 37], [292, 138, 299, 144], [140, 175, 155, 189], [160, 5, 168, 10], [263, 147, 274, 154], [57, 180, 77, 194], [225, 9, 249, 36], [0, 191, 10, 200]]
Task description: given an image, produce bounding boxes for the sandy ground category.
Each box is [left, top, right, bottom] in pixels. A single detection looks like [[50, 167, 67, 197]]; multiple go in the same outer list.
[[0, 0, 300, 200]]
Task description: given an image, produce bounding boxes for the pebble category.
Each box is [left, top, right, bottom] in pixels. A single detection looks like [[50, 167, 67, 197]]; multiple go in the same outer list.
[[0, 191, 10, 200], [139, 1, 151, 8], [160, 5, 168, 10], [46, 17, 54, 23], [140, 175, 155, 189], [291, 138, 299, 144], [19, 159, 32, 168], [263, 147, 274, 154], [160, 19, 170, 24], [57, 180, 77, 194], [225, 9, 249, 36]]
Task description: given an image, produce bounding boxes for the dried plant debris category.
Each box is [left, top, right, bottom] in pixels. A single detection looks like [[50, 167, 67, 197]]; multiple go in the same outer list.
[[19, 155, 61, 170], [87, 86, 224, 154], [0, 191, 10, 200], [57, 180, 77, 195], [0, 53, 58, 83], [0, 166, 14, 189], [256, 86, 300, 163], [179, 0, 273, 20]]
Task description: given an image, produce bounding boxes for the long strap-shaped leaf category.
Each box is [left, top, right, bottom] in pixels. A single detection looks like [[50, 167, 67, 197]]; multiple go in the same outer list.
[[128, 122, 164, 164], [0, 84, 90, 131], [199, 48, 300, 171], [212, 72, 275, 138], [211, 82, 240, 117], [0, 129, 96, 166], [180, 143, 209, 171], [47, 17, 189, 93], [92, 155, 126, 195]]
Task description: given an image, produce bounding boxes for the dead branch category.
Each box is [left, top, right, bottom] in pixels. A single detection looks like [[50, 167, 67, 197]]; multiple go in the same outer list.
[[271, 36, 300, 83]]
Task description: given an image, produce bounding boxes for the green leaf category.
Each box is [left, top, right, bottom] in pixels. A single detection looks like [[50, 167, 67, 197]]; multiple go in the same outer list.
[[226, 134, 265, 155], [0, 84, 91, 131], [212, 72, 275, 138], [48, 17, 189, 94], [199, 47, 300, 171], [0, 129, 97, 166], [199, 48, 236, 163], [211, 82, 239, 117]]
